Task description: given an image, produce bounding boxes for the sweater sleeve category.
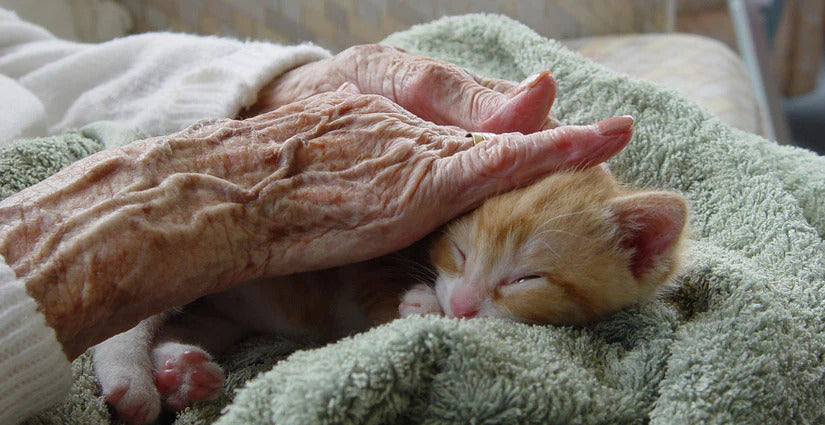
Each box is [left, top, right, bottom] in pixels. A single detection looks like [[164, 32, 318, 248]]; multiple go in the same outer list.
[[0, 7, 331, 139], [0, 256, 73, 425]]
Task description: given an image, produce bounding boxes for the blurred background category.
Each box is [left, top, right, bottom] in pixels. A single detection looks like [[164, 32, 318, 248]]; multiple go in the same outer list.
[[2, 0, 822, 153]]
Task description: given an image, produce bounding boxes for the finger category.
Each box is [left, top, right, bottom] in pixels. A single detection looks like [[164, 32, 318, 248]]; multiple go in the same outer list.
[[474, 73, 561, 130], [401, 69, 557, 134], [440, 115, 634, 211], [480, 71, 557, 133], [344, 46, 556, 133], [472, 74, 517, 93]]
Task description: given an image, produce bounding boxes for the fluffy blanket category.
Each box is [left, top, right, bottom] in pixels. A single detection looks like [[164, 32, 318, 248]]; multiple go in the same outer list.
[[23, 13, 825, 425]]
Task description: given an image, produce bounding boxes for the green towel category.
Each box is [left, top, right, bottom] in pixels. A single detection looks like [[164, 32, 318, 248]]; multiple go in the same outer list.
[[0, 121, 146, 200], [24, 13, 825, 425], [0, 131, 102, 200]]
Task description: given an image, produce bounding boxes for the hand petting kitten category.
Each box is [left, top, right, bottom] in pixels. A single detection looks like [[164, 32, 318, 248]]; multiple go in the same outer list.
[[0, 42, 643, 425], [0, 79, 631, 360]]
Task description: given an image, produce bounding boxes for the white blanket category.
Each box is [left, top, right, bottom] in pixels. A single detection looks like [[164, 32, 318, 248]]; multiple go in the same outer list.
[[0, 7, 331, 142]]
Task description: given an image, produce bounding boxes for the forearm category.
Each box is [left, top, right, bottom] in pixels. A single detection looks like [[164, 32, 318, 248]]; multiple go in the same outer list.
[[0, 117, 299, 358], [0, 93, 400, 358]]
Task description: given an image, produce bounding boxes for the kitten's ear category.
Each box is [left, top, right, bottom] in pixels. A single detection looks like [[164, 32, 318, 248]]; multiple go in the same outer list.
[[610, 191, 688, 282]]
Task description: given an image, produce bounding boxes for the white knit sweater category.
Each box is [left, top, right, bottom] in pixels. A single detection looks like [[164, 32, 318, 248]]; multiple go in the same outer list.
[[0, 8, 330, 424]]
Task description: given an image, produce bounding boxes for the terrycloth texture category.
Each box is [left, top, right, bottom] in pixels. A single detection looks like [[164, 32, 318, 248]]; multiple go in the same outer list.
[[0, 128, 102, 200], [21, 13, 825, 425], [0, 121, 146, 200]]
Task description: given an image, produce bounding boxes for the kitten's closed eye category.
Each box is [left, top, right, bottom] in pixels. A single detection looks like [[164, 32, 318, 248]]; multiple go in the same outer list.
[[453, 244, 466, 269], [509, 275, 542, 285]]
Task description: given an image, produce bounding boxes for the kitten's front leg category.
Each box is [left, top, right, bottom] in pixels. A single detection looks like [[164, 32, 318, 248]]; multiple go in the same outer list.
[[94, 314, 168, 425], [399, 283, 444, 317]]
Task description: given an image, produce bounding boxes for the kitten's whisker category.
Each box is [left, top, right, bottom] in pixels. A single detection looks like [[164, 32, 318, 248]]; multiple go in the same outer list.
[[388, 253, 437, 282], [397, 256, 437, 282], [407, 268, 436, 282], [541, 241, 561, 260], [398, 262, 435, 277]]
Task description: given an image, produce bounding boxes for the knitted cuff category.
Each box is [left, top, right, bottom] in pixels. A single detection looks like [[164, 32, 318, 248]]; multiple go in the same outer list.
[[0, 256, 72, 425], [158, 41, 332, 136]]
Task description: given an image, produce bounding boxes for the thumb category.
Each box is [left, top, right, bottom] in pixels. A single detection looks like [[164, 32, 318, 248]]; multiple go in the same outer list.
[[439, 116, 634, 213], [402, 70, 556, 134]]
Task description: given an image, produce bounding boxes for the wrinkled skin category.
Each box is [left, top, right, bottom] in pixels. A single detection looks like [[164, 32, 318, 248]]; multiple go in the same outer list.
[[0, 51, 633, 360], [242, 44, 562, 132]]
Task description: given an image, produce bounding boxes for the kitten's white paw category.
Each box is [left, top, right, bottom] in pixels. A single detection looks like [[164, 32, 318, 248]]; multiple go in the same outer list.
[[151, 342, 224, 411], [97, 366, 161, 425], [399, 284, 444, 317]]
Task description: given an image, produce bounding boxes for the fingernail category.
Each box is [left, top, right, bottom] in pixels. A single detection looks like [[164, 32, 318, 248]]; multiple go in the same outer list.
[[596, 115, 634, 136], [513, 71, 552, 96]]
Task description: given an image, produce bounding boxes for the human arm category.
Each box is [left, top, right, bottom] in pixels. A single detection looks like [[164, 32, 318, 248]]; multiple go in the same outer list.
[[0, 89, 633, 361]]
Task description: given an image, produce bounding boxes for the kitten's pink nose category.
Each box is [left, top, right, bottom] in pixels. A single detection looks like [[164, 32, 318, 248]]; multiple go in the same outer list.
[[450, 285, 481, 318], [452, 305, 478, 319]]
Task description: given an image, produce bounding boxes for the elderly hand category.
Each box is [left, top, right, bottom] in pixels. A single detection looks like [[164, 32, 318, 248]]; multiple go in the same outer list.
[[0, 88, 632, 359], [243, 44, 561, 132]]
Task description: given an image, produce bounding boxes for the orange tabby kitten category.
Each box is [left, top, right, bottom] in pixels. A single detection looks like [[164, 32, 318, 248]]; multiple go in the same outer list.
[[93, 165, 688, 424]]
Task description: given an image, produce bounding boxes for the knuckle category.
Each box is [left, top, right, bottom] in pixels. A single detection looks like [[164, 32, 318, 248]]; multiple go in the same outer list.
[[342, 44, 385, 59], [476, 137, 519, 176], [418, 59, 448, 79], [407, 59, 471, 96], [404, 60, 448, 96]]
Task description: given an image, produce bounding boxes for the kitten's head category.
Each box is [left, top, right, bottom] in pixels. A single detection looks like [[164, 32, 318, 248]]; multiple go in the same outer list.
[[430, 165, 688, 325]]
